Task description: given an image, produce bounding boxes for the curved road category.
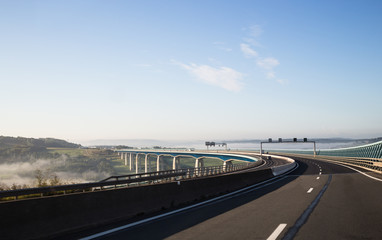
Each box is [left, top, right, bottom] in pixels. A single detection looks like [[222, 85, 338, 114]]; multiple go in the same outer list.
[[74, 155, 382, 240]]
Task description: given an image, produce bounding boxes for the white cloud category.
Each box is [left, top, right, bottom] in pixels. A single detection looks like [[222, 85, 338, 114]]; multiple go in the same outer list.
[[240, 43, 258, 58], [256, 57, 280, 70], [177, 62, 243, 92], [240, 25, 288, 85], [249, 25, 263, 37]]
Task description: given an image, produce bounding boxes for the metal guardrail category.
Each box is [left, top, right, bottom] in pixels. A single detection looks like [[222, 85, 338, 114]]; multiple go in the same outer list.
[[273, 152, 382, 173], [0, 161, 260, 201], [0, 171, 186, 201], [319, 156, 382, 172]]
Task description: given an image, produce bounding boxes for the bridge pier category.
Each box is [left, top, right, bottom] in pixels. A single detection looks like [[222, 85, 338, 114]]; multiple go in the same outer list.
[[135, 154, 139, 174], [195, 158, 204, 168], [124, 153, 128, 166], [156, 155, 161, 171], [129, 153, 133, 171], [195, 158, 204, 176], [172, 156, 180, 170], [223, 160, 233, 172]]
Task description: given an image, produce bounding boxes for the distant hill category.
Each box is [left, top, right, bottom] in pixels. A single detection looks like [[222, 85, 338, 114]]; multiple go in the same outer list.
[[0, 136, 81, 149]]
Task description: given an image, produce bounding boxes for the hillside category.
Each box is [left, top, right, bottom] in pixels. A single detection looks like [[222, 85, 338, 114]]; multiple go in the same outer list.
[[0, 136, 81, 149]]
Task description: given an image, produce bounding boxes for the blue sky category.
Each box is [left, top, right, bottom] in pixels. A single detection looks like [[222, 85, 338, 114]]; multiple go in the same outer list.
[[1, 0, 381, 144]]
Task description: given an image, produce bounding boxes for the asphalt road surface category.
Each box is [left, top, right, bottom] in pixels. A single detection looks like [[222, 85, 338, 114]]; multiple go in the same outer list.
[[76, 156, 382, 240]]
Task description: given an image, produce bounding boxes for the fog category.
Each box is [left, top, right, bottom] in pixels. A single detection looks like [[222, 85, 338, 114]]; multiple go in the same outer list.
[[0, 158, 109, 188]]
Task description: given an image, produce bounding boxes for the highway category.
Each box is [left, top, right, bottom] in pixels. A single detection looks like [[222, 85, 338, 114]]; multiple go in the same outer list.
[[74, 155, 382, 240]]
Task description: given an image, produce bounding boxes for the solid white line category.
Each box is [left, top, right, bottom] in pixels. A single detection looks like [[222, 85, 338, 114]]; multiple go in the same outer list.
[[80, 163, 299, 240], [307, 188, 313, 193], [312, 157, 382, 182], [331, 162, 382, 182], [267, 223, 287, 240]]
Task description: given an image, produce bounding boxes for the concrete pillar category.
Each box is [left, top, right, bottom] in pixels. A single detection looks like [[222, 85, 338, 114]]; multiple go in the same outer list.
[[124, 153, 128, 166], [129, 153, 132, 171], [223, 160, 233, 172], [157, 155, 161, 171], [135, 154, 139, 174], [195, 158, 204, 168], [120, 152, 124, 160], [172, 156, 177, 170], [145, 154, 148, 173]]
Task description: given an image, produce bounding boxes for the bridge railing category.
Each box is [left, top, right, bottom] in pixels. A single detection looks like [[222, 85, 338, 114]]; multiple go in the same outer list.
[[316, 156, 382, 172], [272, 152, 382, 173], [0, 171, 186, 201], [0, 161, 261, 201]]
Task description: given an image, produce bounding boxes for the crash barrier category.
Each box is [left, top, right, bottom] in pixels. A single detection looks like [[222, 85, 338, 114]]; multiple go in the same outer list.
[[318, 140, 382, 159], [271, 140, 382, 160], [272, 152, 382, 173], [0, 168, 275, 239], [267, 155, 297, 176], [0, 160, 262, 201]]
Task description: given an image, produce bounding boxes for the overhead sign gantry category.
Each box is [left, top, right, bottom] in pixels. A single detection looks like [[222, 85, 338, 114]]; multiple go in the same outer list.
[[260, 138, 316, 157]]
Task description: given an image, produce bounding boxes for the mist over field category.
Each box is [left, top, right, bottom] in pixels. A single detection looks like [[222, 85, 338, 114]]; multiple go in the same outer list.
[[0, 156, 111, 187], [0, 137, 120, 188]]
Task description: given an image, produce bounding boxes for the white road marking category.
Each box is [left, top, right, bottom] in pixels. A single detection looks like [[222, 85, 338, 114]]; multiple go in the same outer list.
[[316, 177, 320, 180], [79, 164, 299, 240], [313, 158, 382, 182], [267, 223, 287, 240], [307, 188, 313, 193], [319, 172, 322, 175]]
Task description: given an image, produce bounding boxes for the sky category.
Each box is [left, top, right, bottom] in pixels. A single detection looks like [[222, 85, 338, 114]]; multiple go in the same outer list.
[[1, 0, 382, 145]]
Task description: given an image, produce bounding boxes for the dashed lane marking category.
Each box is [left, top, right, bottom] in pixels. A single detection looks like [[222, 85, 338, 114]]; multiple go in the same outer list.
[[267, 223, 287, 240], [307, 188, 313, 193], [282, 175, 332, 240]]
